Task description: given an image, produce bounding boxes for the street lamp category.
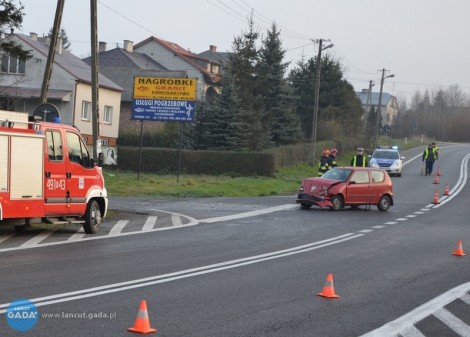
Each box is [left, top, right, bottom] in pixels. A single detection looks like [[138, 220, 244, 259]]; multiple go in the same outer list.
[[310, 39, 334, 165], [374, 69, 394, 148]]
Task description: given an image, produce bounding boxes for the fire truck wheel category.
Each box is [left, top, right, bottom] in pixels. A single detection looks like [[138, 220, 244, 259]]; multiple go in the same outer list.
[[83, 200, 101, 234]]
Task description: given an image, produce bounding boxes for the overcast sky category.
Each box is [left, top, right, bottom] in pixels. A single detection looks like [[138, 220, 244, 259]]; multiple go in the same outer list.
[[17, 0, 470, 105]]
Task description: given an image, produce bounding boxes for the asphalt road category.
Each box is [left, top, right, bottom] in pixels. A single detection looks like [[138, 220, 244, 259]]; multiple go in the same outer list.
[[1, 143, 470, 337]]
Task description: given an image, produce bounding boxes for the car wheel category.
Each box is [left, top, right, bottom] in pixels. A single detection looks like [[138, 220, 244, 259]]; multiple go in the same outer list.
[[83, 200, 101, 234], [330, 195, 344, 211], [300, 203, 312, 209], [377, 195, 391, 211]]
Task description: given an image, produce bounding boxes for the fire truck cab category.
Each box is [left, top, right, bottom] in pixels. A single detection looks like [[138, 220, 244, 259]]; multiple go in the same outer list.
[[0, 110, 108, 234]]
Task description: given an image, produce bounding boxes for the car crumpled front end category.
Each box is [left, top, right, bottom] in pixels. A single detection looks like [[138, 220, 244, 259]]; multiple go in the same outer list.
[[296, 178, 341, 208]]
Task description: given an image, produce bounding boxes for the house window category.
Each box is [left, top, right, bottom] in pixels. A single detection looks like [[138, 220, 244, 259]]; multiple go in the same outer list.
[[103, 105, 113, 124], [81, 101, 91, 121], [0, 54, 26, 74]]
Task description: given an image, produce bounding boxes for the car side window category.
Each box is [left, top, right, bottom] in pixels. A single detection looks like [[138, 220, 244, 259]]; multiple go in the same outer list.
[[66, 131, 91, 167], [371, 170, 385, 183], [351, 171, 369, 184], [46, 130, 63, 161]]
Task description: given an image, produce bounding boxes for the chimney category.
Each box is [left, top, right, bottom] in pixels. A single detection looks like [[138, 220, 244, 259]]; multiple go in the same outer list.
[[123, 40, 133, 53], [99, 41, 107, 53], [209, 45, 217, 53], [57, 37, 63, 55], [30, 32, 38, 41]]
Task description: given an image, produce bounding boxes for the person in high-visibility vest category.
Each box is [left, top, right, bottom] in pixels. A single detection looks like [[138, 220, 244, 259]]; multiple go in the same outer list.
[[351, 147, 367, 167], [318, 149, 330, 176], [327, 148, 338, 170], [422, 143, 438, 175]]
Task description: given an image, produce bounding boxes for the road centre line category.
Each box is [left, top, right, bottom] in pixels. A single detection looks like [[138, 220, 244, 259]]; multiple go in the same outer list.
[[0, 232, 363, 313], [432, 153, 470, 208]]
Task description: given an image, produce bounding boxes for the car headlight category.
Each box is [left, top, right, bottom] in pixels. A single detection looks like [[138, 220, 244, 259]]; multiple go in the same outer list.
[[390, 160, 401, 169], [370, 160, 379, 168]]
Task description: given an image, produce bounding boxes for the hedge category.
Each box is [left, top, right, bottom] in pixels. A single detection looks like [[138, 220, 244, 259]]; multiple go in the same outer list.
[[117, 146, 275, 177]]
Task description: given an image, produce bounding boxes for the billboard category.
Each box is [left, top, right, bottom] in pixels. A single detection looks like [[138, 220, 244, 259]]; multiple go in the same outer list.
[[132, 77, 197, 122]]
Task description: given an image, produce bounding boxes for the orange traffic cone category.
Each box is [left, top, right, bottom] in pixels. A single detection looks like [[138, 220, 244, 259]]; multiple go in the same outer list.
[[443, 183, 450, 196], [433, 174, 439, 184], [452, 240, 466, 256], [128, 300, 157, 334], [317, 273, 340, 298], [437, 166, 441, 176], [432, 190, 440, 204]]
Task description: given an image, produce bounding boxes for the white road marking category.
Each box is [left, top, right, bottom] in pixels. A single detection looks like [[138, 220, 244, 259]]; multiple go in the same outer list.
[[67, 227, 85, 241], [142, 216, 158, 231], [172, 215, 182, 226], [359, 281, 470, 337], [406, 215, 417, 218], [400, 325, 426, 337], [372, 226, 386, 229], [396, 218, 408, 221], [0, 232, 364, 313], [414, 212, 424, 215], [433, 308, 470, 337], [108, 220, 128, 236], [359, 229, 374, 233], [200, 204, 298, 223], [19, 230, 55, 247], [384, 222, 397, 225], [0, 233, 15, 244]]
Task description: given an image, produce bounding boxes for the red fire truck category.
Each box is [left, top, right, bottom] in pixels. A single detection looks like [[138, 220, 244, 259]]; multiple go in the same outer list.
[[0, 110, 108, 233]]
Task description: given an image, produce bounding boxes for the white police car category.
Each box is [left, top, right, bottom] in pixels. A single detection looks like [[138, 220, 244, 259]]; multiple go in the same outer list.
[[368, 146, 405, 177]]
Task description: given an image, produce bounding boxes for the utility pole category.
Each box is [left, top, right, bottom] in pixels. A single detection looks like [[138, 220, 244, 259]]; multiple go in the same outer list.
[[365, 80, 374, 118], [90, 0, 100, 161], [310, 38, 333, 165], [374, 68, 394, 148], [40, 0, 65, 103]]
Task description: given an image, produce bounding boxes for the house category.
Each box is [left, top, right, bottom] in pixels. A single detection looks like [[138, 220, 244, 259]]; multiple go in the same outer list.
[[0, 32, 123, 163], [82, 40, 186, 135], [133, 36, 223, 100], [197, 45, 230, 72], [356, 89, 399, 127]]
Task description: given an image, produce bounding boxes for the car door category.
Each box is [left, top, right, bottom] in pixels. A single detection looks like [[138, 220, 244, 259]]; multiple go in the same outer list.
[[345, 170, 373, 204], [64, 130, 96, 215], [44, 128, 68, 216]]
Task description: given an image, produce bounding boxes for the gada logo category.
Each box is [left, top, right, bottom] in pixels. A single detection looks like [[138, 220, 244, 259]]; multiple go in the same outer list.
[[6, 299, 39, 332]]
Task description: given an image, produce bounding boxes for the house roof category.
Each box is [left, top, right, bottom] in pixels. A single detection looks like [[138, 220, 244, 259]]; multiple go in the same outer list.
[[356, 90, 394, 107], [82, 47, 167, 70], [0, 87, 72, 100], [134, 36, 221, 85], [197, 48, 229, 65], [14, 33, 123, 92]]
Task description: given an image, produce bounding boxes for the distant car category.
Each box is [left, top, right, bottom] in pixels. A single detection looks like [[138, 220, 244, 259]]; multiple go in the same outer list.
[[368, 146, 405, 177], [296, 167, 394, 211]]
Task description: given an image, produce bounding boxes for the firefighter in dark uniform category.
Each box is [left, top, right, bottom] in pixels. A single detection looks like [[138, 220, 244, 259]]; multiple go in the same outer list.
[[327, 148, 338, 170], [351, 147, 367, 167], [318, 149, 330, 176]]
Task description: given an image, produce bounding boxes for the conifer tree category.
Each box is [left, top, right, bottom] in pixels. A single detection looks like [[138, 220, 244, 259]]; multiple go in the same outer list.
[[257, 23, 300, 146], [0, 0, 31, 59]]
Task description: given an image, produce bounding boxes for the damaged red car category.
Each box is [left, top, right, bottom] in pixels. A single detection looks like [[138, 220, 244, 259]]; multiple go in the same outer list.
[[296, 167, 394, 211]]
